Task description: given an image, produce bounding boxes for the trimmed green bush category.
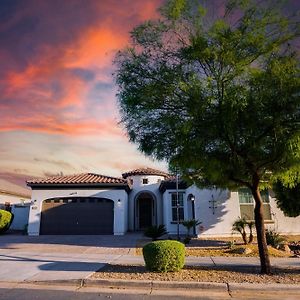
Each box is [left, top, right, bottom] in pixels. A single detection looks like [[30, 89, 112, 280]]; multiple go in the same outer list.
[[142, 240, 185, 272], [0, 210, 14, 234]]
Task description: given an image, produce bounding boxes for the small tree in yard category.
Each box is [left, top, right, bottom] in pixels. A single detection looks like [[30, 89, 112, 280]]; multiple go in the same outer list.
[[182, 219, 201, 237], [232, 218, 255, 245], [115, 0, 299, 274]]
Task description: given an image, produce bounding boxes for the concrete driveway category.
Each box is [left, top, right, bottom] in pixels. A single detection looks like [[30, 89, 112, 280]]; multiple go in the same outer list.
[[0, 233, 142, 281]]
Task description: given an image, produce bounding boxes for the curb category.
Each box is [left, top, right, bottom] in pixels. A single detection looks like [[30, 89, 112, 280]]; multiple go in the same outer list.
[[18, 278, 300, 292], [85, 278, 227, 291]]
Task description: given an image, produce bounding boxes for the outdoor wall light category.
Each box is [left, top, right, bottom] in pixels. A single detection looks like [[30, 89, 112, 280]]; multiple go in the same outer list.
[[118, 199, 121, 203], [188, 194, 195, 202]]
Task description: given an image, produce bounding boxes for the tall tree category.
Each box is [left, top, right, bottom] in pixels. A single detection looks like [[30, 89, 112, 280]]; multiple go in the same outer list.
[[115, 0, 300, 274]]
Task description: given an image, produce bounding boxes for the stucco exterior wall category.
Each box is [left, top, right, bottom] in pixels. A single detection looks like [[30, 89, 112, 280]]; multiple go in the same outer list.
[[127, 175, 165, 231], [28, 188, 128, 236], [11, 205, 30, 230], [183, 187, 300, 237]]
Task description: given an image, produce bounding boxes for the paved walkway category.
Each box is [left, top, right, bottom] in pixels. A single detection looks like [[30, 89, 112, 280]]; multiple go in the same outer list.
[[0, 233, 299, 282]]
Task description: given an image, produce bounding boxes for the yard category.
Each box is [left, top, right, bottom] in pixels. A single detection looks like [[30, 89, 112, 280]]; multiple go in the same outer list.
[[135, 235, 300, 258], [93, 235, 300, 284]]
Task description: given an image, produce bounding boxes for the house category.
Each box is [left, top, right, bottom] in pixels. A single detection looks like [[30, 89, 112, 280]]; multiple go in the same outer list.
[[26, 167, 300, 236], [0, 180, 31, 231]]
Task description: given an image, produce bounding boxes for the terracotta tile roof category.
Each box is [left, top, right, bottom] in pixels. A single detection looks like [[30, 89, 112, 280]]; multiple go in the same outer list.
[[27, 173, 127, 186], [122, 167, 169, 179]]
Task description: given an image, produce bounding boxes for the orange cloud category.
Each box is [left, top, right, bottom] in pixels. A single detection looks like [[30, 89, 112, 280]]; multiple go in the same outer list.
[[0, 115, 124, 136], [0, 0, 162, 137]]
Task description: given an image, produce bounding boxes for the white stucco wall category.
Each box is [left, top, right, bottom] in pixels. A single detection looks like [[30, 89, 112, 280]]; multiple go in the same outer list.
[[190, 187, 239, 237], [11, 205, 30, 230], [28, 188, 128, 236], [127, 175, 165, 231], [183, 187, 300, 237], [0, 192, 31, 231]]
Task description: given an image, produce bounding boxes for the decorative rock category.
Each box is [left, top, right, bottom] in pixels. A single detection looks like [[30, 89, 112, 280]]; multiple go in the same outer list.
[[236, 247, 252, 255], [278, 243, 291, 253]]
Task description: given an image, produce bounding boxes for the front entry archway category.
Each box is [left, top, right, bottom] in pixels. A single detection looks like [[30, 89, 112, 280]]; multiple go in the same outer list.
[[136, 192, 156, 230]]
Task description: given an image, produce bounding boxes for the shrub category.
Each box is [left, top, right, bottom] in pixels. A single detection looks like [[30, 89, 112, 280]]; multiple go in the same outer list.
[[232, 218, 256, 244], [144, 224, 167, 241], [265, 229, 285, 248], [143, 240, 185, 272], [182, 219, 201, 237], [183, 236, 191, 244], [232, 218, 248, 244], [0, 210, 14, 234]]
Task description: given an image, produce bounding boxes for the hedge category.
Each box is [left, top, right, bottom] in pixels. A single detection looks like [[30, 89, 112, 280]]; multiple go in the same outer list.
[[0, 210, 14, 234], [142, 240, 185, 272]]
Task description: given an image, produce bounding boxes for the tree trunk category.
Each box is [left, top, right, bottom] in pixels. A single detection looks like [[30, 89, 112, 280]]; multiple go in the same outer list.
[[251, 177, 271, 274], [242, 231, 248, 245]]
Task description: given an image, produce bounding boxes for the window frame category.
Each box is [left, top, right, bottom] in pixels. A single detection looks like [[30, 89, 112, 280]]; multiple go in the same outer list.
[[238, 189, 272, 221], [170, 192, 185, 222]]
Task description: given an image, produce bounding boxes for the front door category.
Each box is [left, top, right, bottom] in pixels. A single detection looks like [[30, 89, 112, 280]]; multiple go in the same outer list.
[[138, 197, 152, 229]]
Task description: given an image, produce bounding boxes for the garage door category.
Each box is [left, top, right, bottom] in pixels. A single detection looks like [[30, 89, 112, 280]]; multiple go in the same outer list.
[[40, 197, 114, 234]]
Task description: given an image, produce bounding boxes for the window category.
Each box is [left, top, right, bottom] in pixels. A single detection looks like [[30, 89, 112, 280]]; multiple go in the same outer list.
[[171, 192, 184, 222], [142, 178, 148, 184], [238, 189, 272, 220]]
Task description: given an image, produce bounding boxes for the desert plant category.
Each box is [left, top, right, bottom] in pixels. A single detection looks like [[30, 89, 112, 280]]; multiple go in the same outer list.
[[232, 218, 248, 244], [0, 210, 14, 234], [227, 240, 235, 249], [144, 224, 167, 241], [265, 229, 285, 249], [182, 219, 201, 237], [143, 240, 185, 272], [183, 236, 191, 245], [247, 221, 255, 244]]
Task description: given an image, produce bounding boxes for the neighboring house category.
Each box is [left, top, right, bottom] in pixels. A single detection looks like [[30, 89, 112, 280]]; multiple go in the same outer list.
[[26, 167, 300, 236], [0, 180, 31, 230]]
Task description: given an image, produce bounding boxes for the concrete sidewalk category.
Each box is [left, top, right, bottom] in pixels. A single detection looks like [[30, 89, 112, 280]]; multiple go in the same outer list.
[[0, 233, 299, 295], [0, 249, 299, 282]]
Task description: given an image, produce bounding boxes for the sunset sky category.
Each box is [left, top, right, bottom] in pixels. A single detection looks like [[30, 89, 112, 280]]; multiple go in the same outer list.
[[0, 0, 298, 191], [0, 0, 166, 189]]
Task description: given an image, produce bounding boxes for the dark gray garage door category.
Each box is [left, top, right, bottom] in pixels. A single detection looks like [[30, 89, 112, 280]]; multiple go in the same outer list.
[[40, 197, 114, 235]]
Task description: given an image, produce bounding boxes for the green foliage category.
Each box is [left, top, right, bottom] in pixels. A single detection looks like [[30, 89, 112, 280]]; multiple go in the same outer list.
[[272, 179, 300, 217], [227, 240, 235, 249], [115, 0, 299, 274], [232, 218, 248, 244], [265, 229, 285, 249], [181, 219, 201, 237], [183, 236, 191, 244], [0, 210, 14, 234], [144, 225, 168, 241], [142, 240, 185, 272], [232, 218, 255, 244]]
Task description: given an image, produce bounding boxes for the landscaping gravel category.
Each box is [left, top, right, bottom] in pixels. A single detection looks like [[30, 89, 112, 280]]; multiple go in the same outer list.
[[93, 264, 300, 284]]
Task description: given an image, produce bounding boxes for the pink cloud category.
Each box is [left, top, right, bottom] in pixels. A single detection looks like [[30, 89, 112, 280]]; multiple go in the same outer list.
[[0, 0, 162, 137]]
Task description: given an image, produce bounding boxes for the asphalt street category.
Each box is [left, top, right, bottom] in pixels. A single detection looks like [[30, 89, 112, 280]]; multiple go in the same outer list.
[[0, 283, 300, 300]]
